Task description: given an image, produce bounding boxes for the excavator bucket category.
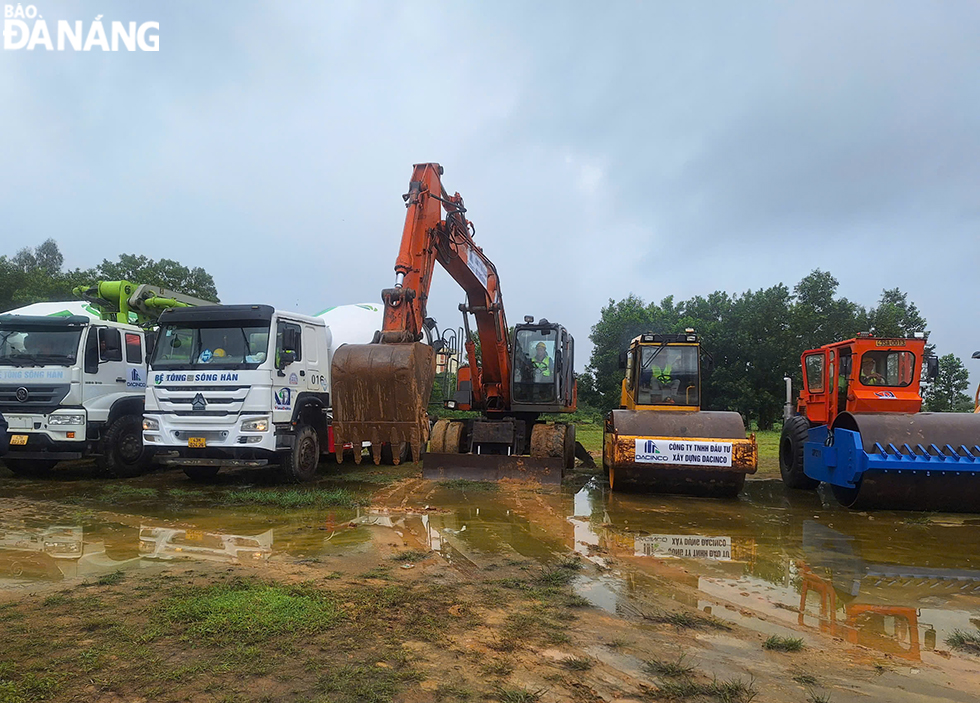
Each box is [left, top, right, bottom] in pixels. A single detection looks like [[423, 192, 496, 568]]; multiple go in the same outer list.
[[331, 342, 435, 465], [806, 412, 980, 511], [603, 410, 758, 497]]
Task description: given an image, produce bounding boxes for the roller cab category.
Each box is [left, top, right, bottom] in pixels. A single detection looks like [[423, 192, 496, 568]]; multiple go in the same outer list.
[[780, 333, 980, 511], [603, 331, 758, 497]]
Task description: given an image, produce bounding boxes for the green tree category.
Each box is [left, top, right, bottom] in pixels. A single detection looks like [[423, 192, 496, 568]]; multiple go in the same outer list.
[[867, 288, 927, 339], [923, 354, 974, 412], [92, 253, 219, 302], [0, 241, 221, 313], [580, 270, 923, 429]]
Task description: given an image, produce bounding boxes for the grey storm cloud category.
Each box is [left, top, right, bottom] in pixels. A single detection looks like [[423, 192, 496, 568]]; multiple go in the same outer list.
[[1, 1, 977, 380]]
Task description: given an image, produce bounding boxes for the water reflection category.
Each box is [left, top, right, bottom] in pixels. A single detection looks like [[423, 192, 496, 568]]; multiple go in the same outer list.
[[568, 482, 980, 660]]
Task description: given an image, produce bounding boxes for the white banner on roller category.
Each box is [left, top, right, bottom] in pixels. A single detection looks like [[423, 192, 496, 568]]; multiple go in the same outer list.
[[634, 534, 732, 560], [634, 438, 733, 466]]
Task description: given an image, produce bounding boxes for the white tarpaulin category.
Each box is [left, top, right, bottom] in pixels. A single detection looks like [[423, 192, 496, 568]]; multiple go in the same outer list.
[[634, 534, 732, 560], [634, 438, 733, 467]]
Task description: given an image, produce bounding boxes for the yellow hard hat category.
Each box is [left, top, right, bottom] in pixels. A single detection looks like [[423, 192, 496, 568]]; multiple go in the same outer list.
[[213, 348, 226, 357], [536, 342, 546, 349]]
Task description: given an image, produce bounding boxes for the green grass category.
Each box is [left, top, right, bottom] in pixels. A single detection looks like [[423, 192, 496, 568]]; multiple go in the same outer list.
[[221, 488, 362, 509], [763, 635, 805, 652], [168, 488, 205, 499], [493, 685, 544, 703], [946, 629, 980, 653], [161, 578, 339, 645], [561, 656, 593, 671], [654, 676, 757, 703], [806, 690, 832, 703], [755, 429, 779, 477], [644, 656, 694, 677], [96, 571, 126, 586], [646, 610, 731, 631], [574, 423, 603, 455], [316, 663, 426, 703], [437, 479, 499, 492], [101, 484, 158, 501], [392, 549, 430, 562], [792, 672, 818, 686]]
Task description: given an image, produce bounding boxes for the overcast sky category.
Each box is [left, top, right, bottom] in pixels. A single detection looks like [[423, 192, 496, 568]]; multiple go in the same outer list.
[[2, 1, 978, 383]]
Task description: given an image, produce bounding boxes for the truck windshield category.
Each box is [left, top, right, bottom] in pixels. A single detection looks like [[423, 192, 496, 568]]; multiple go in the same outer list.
[[637, 345, 699, 406], [150, 325, 270, 370], [0, 327, 82, 367]]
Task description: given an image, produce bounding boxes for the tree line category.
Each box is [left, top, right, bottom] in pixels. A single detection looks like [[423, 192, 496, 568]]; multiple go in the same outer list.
[[2, 244, 972, 422], [0, 239, 219, 313], [579, 270, 974, 426]]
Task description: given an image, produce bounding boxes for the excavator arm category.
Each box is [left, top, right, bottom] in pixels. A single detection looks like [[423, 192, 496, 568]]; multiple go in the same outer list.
[[332, 163, 514, 464], [378, 162, 510, 411]]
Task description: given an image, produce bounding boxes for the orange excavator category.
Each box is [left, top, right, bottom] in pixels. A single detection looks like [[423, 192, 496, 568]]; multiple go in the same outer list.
[[331, 163, 579, 482]]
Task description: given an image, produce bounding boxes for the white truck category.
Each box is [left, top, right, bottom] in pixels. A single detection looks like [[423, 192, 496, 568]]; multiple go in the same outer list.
[[142, 303, 383, 482], [0, 304, 154, 477]]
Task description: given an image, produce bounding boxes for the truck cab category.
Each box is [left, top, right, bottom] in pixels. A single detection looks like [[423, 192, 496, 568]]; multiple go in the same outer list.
[[619, 330, 704, 411], [0, 312, 150, 477], [142, 305, 333, 482]]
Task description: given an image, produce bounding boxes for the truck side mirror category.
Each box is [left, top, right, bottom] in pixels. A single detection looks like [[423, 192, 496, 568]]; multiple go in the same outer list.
[[278, 350, 296, 370], [926, 355, 939, 381], [618, 349, 628, 369]]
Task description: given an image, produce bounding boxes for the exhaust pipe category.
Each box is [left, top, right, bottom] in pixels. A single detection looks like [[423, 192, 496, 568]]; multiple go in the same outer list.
[[783, 377, 793, 421]]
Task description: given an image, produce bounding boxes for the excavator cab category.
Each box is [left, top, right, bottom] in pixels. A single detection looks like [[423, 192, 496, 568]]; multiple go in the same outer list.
[[510, 320, 575, 412], [603, 331, 758, 496]]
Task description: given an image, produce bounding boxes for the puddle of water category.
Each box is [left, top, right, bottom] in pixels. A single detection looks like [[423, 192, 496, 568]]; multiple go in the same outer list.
[[3, 468, 980, 670]]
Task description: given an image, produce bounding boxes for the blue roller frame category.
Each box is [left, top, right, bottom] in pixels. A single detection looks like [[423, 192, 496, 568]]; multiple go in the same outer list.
[[803, 425, 980, 489]]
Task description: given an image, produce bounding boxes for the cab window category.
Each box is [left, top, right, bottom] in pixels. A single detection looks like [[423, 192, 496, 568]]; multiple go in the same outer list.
[[276, 323, 302, 362], [125, 333, 142, 364], [636, 345, 699, 407], [804, 354, 824, 393], [99, 328, 122, 362], [859, 351, 914, 387]]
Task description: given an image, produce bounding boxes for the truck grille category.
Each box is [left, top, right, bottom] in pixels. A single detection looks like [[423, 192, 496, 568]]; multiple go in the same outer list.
[[0, 384, 70, 413], [152, 385, 251, 416]]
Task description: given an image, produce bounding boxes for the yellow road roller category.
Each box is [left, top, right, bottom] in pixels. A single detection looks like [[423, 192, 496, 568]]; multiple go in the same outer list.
[[603, 330, 758, 497]]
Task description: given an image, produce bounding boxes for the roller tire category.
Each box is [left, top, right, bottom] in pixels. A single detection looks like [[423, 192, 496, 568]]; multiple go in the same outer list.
[[183, 466, 220, 482], [280, 424, 320, 483], [779, 415, 819, 490], [3, 458, 56, 477], [97, 415, 152, 479]]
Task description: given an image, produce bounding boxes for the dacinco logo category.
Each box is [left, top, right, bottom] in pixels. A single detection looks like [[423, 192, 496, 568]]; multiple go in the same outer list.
[[274, 387, 291, 410], [15, 386, 28, 402], [642, 440, 661, 455], [191, 393, 207, 412]]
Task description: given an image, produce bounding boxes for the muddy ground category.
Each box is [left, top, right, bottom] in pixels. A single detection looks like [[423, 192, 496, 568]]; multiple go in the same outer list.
[[1, 457, 980, 702]]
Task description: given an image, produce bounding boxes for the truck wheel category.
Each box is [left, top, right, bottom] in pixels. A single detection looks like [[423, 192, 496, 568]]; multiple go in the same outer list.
[[97, 415, 151, 479], [183, 466, 220, 481], [779, 416, 819, 490], [281, 424, 319, 483], [3, 458, 56, 477]]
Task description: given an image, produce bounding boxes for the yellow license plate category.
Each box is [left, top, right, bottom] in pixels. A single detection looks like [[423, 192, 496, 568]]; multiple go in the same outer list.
[[185, 530, 204, 542], [10, 435, 28, 446], [188, 437, 206, 448]]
